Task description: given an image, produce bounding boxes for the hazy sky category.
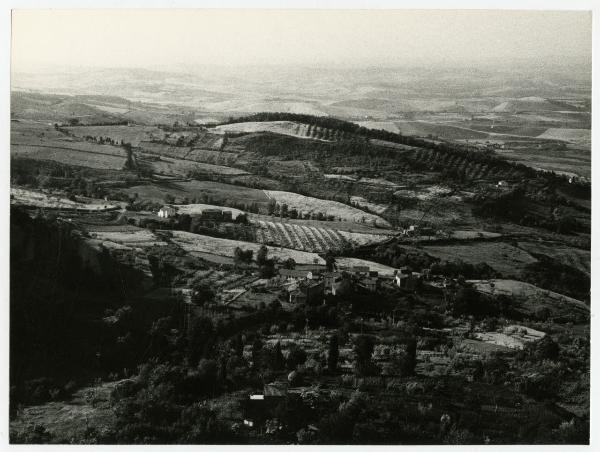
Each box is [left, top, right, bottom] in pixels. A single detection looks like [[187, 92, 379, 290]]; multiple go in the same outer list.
[[11, 9, 592, 72]]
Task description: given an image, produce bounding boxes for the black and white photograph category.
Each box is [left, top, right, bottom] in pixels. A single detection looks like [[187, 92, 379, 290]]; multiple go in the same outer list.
[[3, 2, 597, 447]]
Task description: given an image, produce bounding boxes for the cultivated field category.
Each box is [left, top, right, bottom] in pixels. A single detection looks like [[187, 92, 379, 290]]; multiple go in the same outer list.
[[91, 229, 168, 248], [409, 147, 523, 181], [264, 190, 390, 227], [495, 146, 591, 179], [336, 257, 398, 275], [139, 137, 229, 162], [11, 187, 119, 211], [394, 121, 490, 140], [356, 121, 400, 133], [169, 230, 326, 265], [349, 196, 388, 215], [63, 125, 166, 146], [191, 268, 259, 291], [144, 156, 248, 177], [423, 242, 538, 277], [470, 279, 589, 311], [393, 185, 454, 201], [11, 144, 127, 170], [213, 121, 346, 142], [536, 128, 591, 146], [516, 241, 590, 275], [473, 325, 545, 350], [120, 181, 270, 207], [448, 230, 502, 240], [252, 219, 390, 253]]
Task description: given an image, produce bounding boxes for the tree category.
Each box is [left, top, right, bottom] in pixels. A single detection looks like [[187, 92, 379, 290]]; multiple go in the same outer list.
[[354, 335, 377, 376], [270, 341, 285, 371], [403, 338, 417, 375], [187, 317, 215, 366], [534, 336, 560, 361], [256, 245, 269, 266], [327, 334, 339, 373], [252, 338, 263, 369], [259, 260, 276, 278], [191, 280, 215, 306], [164, 194, 175, 204], [282, 258, 296, 269], [324, 250, 336, 272], [232, 334, 244, 358], [233, 247, 253, 266], [286, 345, 307, 370]]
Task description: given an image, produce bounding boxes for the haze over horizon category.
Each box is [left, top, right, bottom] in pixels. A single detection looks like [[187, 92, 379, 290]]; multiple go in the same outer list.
[[12, 9, 592, 74]]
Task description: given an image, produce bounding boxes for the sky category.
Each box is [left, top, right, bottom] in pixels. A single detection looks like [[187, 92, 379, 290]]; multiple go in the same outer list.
[[11, 9, 592, 72]]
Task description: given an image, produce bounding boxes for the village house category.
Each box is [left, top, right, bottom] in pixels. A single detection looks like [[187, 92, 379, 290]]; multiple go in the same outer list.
[[199, 208, 225, 220], [323, 271, 351, 296], [157, 205, 177, 218], [351, 265, 370, 275], [279, 268, 313, 281], [288, 279, 324, 304], [222, 210, 233, 221], [403, 225, 435, 237], [359, 276, 379, 292]]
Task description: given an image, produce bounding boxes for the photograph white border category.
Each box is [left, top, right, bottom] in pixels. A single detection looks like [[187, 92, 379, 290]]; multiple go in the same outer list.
[[0, 1, 596, 451]]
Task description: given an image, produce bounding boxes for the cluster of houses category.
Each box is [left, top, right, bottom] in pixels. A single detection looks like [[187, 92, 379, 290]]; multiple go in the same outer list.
[[272, 264, 426, 305]]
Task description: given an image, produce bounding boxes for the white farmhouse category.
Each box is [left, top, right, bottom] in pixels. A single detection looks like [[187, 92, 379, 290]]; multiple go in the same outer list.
[[157, 205, 177, 218]]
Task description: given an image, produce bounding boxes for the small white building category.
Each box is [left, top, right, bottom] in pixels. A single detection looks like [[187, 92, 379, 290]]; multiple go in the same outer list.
[[157, 205, 177, 218]]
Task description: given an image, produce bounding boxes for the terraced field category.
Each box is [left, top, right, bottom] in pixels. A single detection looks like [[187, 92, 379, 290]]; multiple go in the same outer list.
[[252, 219, 390, 252]]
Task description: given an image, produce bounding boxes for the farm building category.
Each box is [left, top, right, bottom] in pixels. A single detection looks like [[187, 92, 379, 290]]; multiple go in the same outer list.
[[288, 280, 324, 304], [359, 277, 379, 292], [323, 272, 351, 296], [157, 205, 177, 218], [351, 266, 370, 274], [279, 268, 314, 281], [199, 208, 225, 220]]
